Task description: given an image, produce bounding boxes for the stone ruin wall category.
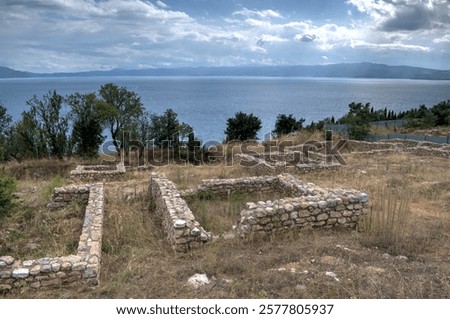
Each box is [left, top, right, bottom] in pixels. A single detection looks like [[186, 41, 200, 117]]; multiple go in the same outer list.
[[234, 153, 340, 176], [237, 174, 369, 236], [70, 163, 126, 182], [149, 173, 210, 252], [181, 173, 369, 237], [0, 184, 104, 292], [337, 139, 450, 158]]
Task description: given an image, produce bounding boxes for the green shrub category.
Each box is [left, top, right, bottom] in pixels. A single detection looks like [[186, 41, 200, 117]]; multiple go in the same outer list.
[[0, 173, 16, 218]]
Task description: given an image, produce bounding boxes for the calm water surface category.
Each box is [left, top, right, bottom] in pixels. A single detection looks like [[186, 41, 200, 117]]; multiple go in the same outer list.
[[1, 76, 449, 142]]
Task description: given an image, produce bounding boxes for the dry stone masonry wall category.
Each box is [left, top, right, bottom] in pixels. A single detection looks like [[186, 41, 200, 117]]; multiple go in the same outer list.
[[149, 173, 210, 252], [70, 163, 126, 182], [234, 153, 340, 176], [0, 184, 104, 292], [339, 139, 450, 158], [47, 184, 90, 210], [180, 173, 369, 237], [237, 174, 369, 236]]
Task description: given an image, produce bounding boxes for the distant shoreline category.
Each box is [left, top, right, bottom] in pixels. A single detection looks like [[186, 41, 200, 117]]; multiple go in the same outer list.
[[2, 62, 450, 80]]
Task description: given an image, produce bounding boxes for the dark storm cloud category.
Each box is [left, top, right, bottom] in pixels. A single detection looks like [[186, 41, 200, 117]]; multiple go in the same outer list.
[[379, 0, 450, 31], [381, 3, 432, 31]]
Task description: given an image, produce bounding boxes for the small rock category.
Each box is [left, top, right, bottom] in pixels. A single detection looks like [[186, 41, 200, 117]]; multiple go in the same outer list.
[[296, 284, 307, 291], [23, 260, 35, 267], [174, 220, 187, 229], [318, 201, 328, 209], [187, 273, 209, 288], [0, 256, 14, 265], [325, 271, 340, 282], [190, 227, 201, 236], [396, 255, 408, 261]]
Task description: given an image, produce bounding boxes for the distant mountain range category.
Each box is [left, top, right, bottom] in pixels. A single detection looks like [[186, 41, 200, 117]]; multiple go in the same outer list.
[[2, 62, 450, 80]]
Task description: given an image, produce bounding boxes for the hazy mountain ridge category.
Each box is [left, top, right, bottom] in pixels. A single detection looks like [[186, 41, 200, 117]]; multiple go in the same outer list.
[[1, 62, 450, 80]]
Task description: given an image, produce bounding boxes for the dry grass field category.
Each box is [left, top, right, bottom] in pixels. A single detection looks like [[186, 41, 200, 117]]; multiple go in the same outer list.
[[1, 146, 449, 298]]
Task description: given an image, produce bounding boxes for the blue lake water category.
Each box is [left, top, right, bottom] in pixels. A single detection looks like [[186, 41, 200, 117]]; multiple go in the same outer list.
[[1, 76, 449, 142]]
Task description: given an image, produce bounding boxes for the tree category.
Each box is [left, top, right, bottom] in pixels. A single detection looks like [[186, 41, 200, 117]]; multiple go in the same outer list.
[[67, 92, 105, 158], [12, 110, 48, 160], [273, 114, 305, 137], [431, 100, 450, 126], [98, 83, 144, 155], [403, 104, 437, 129], [150, 109, 182, 148], [27, 91, 69, 159], [224, 112, 262, 142], [339, 102, 372, 140], [0, 105, 12, 161]]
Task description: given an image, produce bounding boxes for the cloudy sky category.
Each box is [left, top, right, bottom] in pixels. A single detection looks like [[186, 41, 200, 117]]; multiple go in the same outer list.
[[1, 0, 449, 72]]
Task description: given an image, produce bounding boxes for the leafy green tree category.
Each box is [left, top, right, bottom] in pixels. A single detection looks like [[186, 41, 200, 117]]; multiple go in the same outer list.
[[67, 92, 105, 158], [431, 100, 450, 126], [403, 105, 437, 129], [12, 110, 48, 160], [0, 173, 16, 218], [27, 91, 69, 159], [0, 105, 12, 161], [273, 114, 305, 137], [224, 112, 262, 142], [98, 83, 144, 155], [144, 109, 200, 163], [149, 109, 181, 148], [339, 102, 372, 140]]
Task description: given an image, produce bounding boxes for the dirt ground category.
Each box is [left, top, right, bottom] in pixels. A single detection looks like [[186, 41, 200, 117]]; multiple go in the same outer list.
[[1, 151, 449, 299]]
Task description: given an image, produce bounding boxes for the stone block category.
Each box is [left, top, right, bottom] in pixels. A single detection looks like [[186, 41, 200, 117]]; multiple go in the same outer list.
[[0, 256, 15, 265], [343, 211, 353, 217], [12, 268, 29, 279], [29, 265, 42, 276], [72, 262, 88, 271]]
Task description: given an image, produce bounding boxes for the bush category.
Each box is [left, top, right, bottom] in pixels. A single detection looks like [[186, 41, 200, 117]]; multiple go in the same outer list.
[[0, 173, 16, 218]]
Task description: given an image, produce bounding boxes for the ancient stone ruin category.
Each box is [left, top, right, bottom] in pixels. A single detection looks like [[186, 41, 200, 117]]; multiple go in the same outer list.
[[70, 163, 126, 182], [0, 184, 104, 292], [149, 173, 210, 252], [235, 152, 340, 175], [151, 173, 369, 252], [183, 173, 369, 237]]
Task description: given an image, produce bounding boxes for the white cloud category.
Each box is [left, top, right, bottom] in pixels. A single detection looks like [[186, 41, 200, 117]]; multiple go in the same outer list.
[[0, 0, 448, 71], [256, 34, 289, 47], [233, 8, 283, 19], [156, 1, 169, 9], [350, 40, 430, 52]]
